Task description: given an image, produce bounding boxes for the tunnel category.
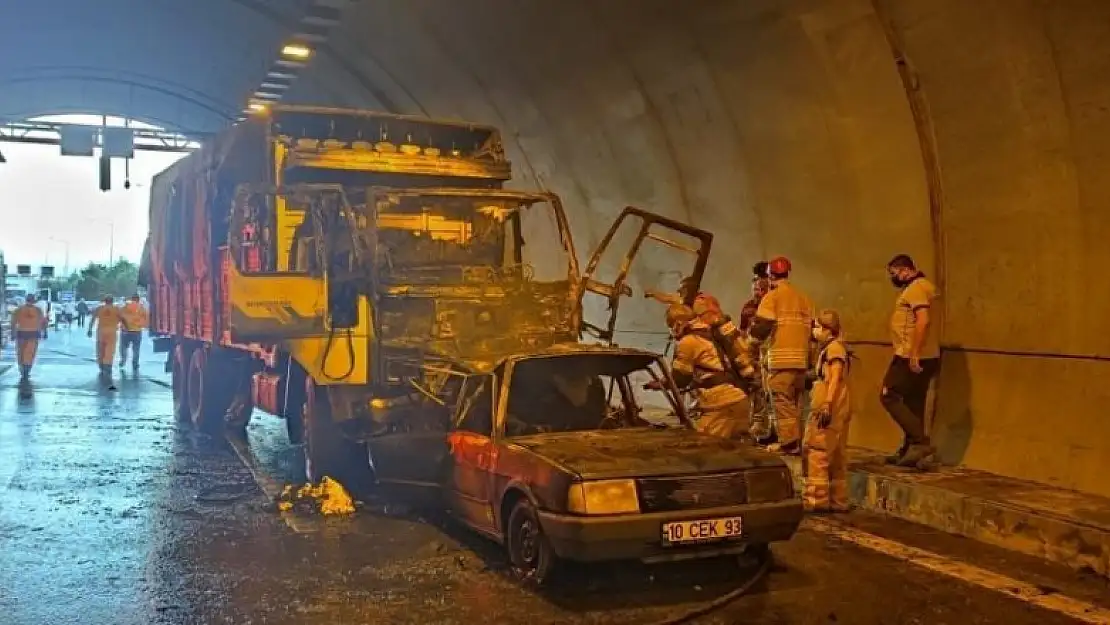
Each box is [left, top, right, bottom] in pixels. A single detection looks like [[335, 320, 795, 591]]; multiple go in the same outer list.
[[4, 0, 1109, 498]]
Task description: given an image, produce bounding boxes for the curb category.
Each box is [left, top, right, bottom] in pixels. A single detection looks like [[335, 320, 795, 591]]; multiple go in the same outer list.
[[784, 455, 1110, 579]]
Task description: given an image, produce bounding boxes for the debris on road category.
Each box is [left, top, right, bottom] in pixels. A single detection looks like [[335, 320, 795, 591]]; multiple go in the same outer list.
[[276, 477, 356, 515]]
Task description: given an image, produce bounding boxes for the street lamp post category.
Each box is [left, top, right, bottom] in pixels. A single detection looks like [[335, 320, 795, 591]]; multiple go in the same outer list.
[[48, 237, 71, 276]]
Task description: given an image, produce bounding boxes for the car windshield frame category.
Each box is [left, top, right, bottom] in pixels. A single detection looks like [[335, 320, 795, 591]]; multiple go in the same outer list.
[[494, 351, 689, 439]]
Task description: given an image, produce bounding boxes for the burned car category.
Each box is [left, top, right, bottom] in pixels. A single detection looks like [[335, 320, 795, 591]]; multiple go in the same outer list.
[[368, 345, 804, 584]]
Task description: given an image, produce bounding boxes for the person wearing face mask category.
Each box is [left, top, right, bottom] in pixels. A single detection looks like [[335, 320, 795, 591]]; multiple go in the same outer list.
[[803, 310, 853, 512], [750, 256, 814, 455], [882, 254, 941, 469], [649, 304, 754, 441]]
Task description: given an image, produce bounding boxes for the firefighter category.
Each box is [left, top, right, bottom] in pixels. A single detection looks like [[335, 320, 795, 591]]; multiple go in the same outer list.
[[750, 256, 814, 455], [88, 296, 123, 380], [9, 295, 46, 380], [803, 309, 852, 513], [651, 304, 754, 441], [740, 265, 773, 441], [118, 295, 149, 370]]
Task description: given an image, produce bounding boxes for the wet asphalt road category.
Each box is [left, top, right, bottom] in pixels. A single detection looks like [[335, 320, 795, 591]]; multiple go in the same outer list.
[[2, 340, 1108, 625]]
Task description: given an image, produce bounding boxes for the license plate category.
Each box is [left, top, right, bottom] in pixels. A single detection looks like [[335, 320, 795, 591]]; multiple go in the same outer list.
[[661, 517, 743, 545]]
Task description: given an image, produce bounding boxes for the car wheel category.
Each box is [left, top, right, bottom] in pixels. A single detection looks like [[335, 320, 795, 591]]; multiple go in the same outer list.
[[506, 499, 559, 586]]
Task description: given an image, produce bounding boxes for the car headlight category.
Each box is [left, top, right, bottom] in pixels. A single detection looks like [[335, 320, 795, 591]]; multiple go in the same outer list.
[[566, 479, 640, 515]]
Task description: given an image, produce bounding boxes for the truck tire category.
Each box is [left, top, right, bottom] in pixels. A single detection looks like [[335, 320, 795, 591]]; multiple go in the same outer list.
[[224, 384, 255, 437], [187, 348, 236, 434], [171, 344, 192, 423], [302, 378, 367, 488]]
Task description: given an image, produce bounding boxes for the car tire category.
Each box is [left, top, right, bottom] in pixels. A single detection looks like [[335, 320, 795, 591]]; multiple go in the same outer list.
[[506, 499, 559, 586]]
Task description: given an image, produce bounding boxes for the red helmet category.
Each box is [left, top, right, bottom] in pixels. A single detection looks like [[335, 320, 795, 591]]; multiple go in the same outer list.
[[768, 256, 792, 277]]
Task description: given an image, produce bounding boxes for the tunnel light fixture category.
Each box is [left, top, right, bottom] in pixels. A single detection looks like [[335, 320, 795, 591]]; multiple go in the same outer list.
[[281, 43, 313, 60], [247, 101, 269, 114]]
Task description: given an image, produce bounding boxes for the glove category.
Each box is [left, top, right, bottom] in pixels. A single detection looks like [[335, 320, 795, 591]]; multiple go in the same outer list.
[[814, 403, 832, 429]]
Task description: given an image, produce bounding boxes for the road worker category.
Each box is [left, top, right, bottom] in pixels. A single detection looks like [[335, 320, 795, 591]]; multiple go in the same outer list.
[[118, 294, 149, 370], [882, 254, 941, 469], [803, 309, 853, 513], [88, 296, 123, 380], [651, 304, 754, 441], [9, 294, 46, 380], [646, 276, 724, 325], [750, 256, 814, 455]]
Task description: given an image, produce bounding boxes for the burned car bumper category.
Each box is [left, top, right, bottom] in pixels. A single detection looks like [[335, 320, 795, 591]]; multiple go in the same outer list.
[[537, 500, 803, 563]]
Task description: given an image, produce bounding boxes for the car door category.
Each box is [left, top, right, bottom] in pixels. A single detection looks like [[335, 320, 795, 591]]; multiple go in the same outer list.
[[365, 396, 454, 507], [444, 371, 501, 534], [575, 207, 714, 345]]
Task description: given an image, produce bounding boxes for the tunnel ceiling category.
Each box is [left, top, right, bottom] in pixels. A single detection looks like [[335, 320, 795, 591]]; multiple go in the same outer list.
[[0, 0, 321, 134]]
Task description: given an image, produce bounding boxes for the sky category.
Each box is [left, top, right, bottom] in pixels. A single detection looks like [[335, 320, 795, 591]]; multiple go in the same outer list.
[[0, 116, 188, 274]]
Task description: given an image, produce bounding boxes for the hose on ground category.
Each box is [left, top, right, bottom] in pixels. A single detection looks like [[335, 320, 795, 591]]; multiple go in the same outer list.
[[646, 546, 774, 625]]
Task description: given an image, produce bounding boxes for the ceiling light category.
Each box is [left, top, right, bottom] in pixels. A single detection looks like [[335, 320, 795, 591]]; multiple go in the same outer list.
[[247, 101, 269, 113], [281, 43, 313, 60]]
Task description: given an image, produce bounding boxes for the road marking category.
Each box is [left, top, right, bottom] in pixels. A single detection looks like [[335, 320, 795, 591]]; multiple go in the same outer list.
[[807, 517, 1110, 624], [225, 435, 316, 534]]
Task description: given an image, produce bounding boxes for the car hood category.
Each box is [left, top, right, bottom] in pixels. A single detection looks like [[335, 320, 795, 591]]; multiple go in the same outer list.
[[506, 428, 787, 480]]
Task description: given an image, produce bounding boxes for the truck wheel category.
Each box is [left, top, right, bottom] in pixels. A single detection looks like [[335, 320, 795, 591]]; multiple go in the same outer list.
[[302, 379, 366, 487], [171, 344, 192, 423], [506, 499, 559, 586], [224, 386, 254, 437], [187, 348, 235, 434]]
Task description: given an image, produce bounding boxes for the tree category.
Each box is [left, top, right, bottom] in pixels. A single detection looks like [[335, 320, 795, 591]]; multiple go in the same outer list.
[[74, 259, 139, 301]]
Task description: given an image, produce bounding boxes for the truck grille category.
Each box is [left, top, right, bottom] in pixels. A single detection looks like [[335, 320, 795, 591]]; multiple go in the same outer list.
[[637, 472, 748, 513]]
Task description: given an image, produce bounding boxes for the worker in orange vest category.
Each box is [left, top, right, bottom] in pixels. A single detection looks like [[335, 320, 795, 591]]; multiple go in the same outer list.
[[88, 296, 124, 381], [9, 295, 46, 380]]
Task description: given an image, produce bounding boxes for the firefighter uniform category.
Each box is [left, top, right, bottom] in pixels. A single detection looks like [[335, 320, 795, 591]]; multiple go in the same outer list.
[[90, 303, 124, 375], [754, 278, 814, 449], [803, 332, 852, 512], [118, 299, 149, 369], [672, 316, 752, 441], [10, 302, 45, 379]]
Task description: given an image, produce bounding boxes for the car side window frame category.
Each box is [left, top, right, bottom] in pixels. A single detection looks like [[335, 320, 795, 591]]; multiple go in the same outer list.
[[454, 370, 501, 437], [490, 362, 513, 441]]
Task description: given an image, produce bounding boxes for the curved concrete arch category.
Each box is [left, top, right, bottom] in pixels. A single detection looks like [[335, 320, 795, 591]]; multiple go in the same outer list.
[[0, 76, 239, 127], [2, 66, 237, 116]]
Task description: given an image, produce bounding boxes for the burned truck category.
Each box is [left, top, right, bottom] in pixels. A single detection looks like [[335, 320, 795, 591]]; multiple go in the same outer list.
[[142, 105, 803, 581], [142, 106, 707, 478]]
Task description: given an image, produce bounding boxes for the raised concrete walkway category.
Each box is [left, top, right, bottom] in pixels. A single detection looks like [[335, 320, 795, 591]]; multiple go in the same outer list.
[[786, 447, 1110, 579]]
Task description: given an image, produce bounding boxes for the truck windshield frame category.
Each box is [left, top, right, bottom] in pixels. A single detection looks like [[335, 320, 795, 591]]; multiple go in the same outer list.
[[370, 188, 580, 288]]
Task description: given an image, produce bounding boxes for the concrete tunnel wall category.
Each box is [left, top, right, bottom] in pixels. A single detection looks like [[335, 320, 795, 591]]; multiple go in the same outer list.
[[285, 0, 1110, 498]]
